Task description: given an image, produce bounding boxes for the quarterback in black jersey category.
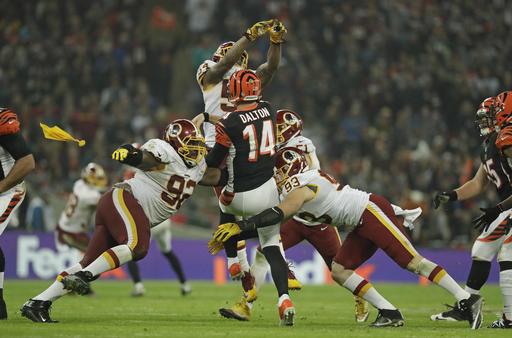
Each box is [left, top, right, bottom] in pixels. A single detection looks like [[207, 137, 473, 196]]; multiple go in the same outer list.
[[431, 96, 512, 328], [206, 70, 295, 326]]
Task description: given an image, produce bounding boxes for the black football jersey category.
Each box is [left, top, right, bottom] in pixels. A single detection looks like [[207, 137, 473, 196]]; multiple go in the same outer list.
[[481, 133, 512, 200], [207, 101, 277, 192]]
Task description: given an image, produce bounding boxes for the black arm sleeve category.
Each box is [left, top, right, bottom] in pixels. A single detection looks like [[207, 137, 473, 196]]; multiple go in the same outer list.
[[0, 133, 31, 160], [205, 143, 229, 168], [238, 207, 284, 231]]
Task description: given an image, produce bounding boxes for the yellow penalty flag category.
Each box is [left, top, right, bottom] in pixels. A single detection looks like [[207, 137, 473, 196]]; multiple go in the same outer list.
[[39, 123, 86, 147]]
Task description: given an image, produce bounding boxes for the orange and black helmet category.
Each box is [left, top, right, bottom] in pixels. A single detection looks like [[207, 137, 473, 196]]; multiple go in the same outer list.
[[228, 70, 261, 105], [495, 91, 512, 129]]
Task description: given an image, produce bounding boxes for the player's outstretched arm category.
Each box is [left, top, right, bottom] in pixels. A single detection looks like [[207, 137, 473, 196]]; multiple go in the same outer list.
[[199, 167, 227, 186], [212, 186, 314, 242], [112, 144, 165, 171], [433, 164, 488, 209], [256, 20, 287, 88], [0, 154, 35, 193], [202, 20, 273, 87]]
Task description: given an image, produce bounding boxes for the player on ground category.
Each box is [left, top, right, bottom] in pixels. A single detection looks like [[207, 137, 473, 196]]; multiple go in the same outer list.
[[193, 19, 293, 300], [0, 108, 35, 320], [211, 147, 484, 329], [218, 109, 370, 323], [20, 119, 222, 323], [431, 95, 512, 328], [205, 70, 295, 326]]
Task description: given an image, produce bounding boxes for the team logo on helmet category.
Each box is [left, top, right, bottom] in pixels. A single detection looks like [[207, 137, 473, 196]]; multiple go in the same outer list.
[[164, 119, 206, 167], [495, 91, 512, 129], [274, 147, 309, 190], [228, 70, 261, 104], [276, 109, 303, 145]]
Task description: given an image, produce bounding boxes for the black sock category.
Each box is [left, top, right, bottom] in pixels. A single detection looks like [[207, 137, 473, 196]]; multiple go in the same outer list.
[[0, 246, 4, 299], [262, 246, 288, 297], [126, 260, 142, 284], [224, 236, 239, 258], [163, 250, 186, 284], [466, 260, 491, 290]]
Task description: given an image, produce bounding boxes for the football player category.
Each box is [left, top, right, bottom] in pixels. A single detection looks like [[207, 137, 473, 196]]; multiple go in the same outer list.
[[205, 70, 295, 326], [21, 119, 223, 323], [55, 163, 107, 254], [211, 147, 484, 329], [218, 109, 370, 323], [192, 19, 290, 301], [431, 95, 512, 328], [122, 169, 191, 297], [0, 108, 35, 320]]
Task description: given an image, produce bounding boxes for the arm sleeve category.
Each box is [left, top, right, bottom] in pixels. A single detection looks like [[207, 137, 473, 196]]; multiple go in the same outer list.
[[206, 143, 229, 168], [0, 133, 32, 160]]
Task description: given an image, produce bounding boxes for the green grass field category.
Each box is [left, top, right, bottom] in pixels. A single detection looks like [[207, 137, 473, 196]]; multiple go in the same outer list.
[[0, 280, 509, 337]]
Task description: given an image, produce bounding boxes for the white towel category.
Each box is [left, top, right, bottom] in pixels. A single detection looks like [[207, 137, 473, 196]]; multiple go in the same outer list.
[[391, 204, 422, 230]]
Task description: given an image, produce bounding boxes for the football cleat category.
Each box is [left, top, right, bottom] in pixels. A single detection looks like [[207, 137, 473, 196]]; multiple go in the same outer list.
[[488, 314, 512, 328], [370, 309, 404, 327], [278, 299, 295, 326], [181, 282, 192, 296], [0, 298, 6, 320], [457, 294, 483, 329], [287, 264, 302, 290], [241, 272, 257, 302], [355, 295, 370, 323], [20, 299, 58, 323], [228, 262, 243, 280], [131, 282, 145, 297], [61, 271, 94, 296], [219, 297, 251, 321], [430, 302, 466, 322]]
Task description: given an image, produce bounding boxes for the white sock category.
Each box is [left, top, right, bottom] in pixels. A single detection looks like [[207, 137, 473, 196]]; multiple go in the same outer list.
[[278, 293, 290, 306], [0, 272, 4, 290], [251, 250, 269, 291], [83, 245, 133, 276], [342, 272, 396, 310], [416, 258, 470, 301], [237, 247, 250, 272], [500, 269, 512, 320], [33, 263, 82, 302], [227, 257, 239, 268], [464, 285, 481, 295]]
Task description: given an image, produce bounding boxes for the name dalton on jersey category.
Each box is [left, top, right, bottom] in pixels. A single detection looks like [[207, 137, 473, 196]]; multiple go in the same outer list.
[[239, 107, 271, 124]]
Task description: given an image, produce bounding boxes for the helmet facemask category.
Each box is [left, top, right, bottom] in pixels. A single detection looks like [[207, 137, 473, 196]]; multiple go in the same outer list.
[[167, 122, 207, 167]]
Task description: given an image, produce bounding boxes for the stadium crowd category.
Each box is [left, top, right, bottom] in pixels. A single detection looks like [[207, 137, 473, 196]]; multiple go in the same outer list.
[[0, 0, 511, 246]]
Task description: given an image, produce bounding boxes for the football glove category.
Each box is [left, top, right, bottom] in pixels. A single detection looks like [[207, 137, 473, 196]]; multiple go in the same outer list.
[[245, 19, 273, 41], [207, 238, 224, 255], [213, 222, 242, 242], [112, 144, 143, 166], [472, 204, 504, 233], [432, 191, 457, 209], [269, 20, 287, 44]]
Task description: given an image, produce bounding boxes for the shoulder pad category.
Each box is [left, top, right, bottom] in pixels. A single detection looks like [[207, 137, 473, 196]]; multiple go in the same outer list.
[[0, 108, 20, 135], [496, 127, 512, 150]]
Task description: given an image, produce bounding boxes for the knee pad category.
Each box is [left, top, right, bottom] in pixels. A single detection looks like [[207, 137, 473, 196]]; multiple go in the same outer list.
[[331, 262, 353, 284]]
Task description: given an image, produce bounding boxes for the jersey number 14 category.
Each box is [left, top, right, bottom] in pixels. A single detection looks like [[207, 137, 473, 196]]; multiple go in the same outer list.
[[243, 120, 275, 162]]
